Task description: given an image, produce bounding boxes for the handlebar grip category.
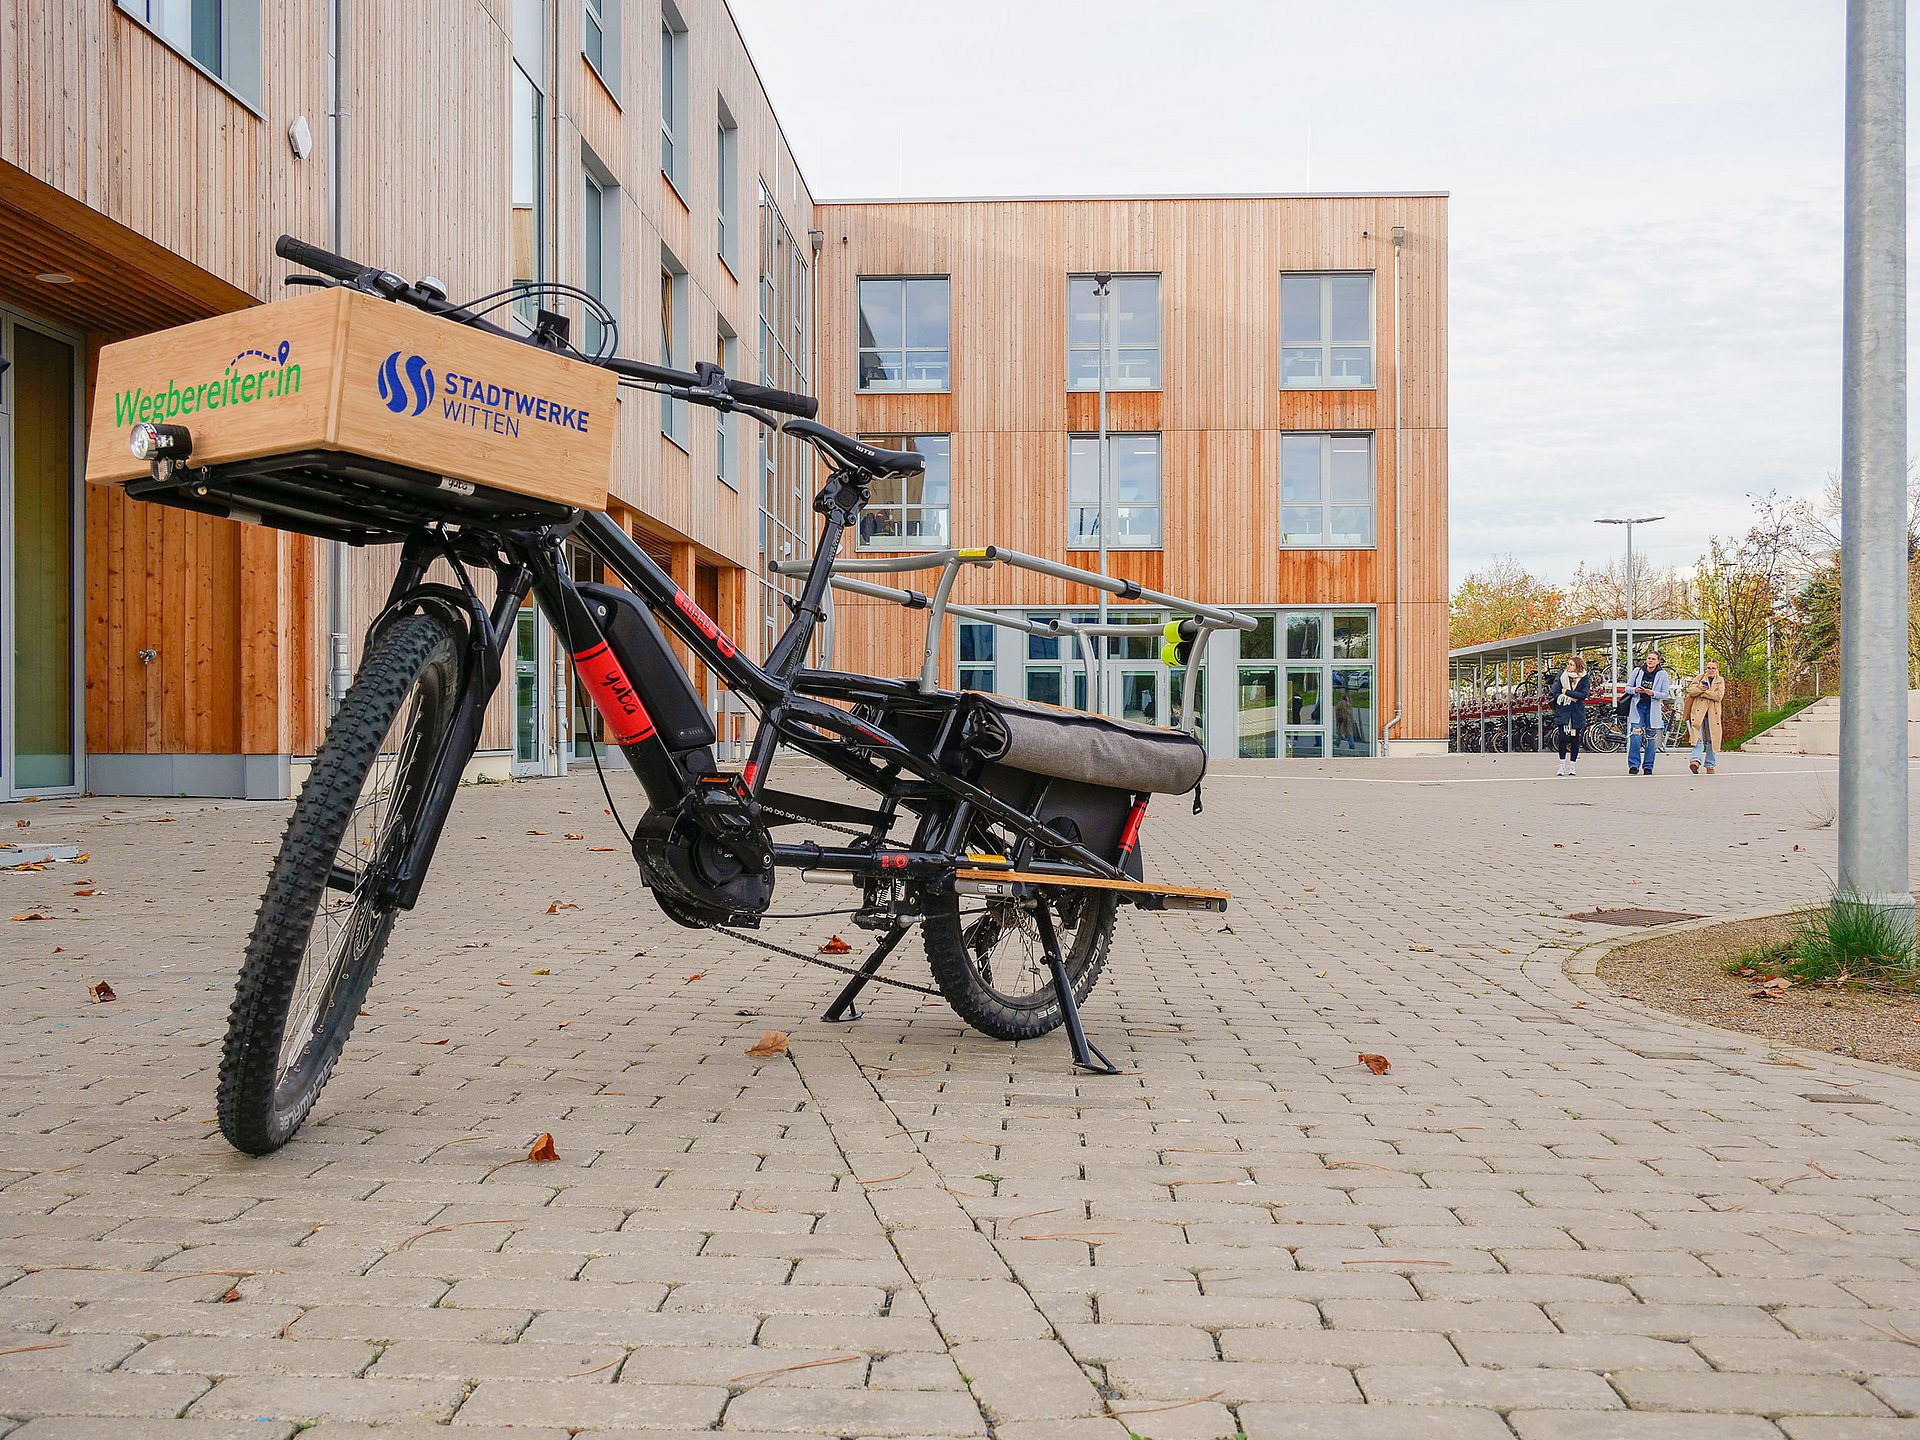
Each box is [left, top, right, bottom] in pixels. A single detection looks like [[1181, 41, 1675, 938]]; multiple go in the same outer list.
[[275, 234, 365, 282], [724, 379, 819, 420]]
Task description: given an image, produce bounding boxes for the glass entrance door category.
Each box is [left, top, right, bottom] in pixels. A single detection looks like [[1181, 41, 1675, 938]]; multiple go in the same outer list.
[[513, 606, 544, 775], [2, 311, 83, 798]]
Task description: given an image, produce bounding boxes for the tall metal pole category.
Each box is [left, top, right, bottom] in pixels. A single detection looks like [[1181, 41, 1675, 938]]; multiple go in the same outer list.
[[1093, 273, 1112, 716], [1597, 515, 1663, 683], [1839, 0, 1913, 934]]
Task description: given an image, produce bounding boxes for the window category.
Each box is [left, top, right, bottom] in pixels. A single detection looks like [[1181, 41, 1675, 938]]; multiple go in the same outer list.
[[117, 0, 261, 107], [1068, 434, 1162, 550], [660, 250, 687, 445], [1281, 273, 1374, 388], [1068, 275, 1161, 390], [757, 185, 812, 658], [857, 436, 950, 550], [580, 160, 617, 355], [583, 0, 619, 93], [716, 325, 738, 489], [660, 5, 688, 190], [716, 105, 739, 268], [510, 4, 547, 329], [958, 622, 995, 693], [1280, 433, 1374, 547], [857, 278, 950, 392]]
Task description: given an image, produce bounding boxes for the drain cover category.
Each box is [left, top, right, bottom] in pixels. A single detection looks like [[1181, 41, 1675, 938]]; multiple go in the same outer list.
[[1569, 907, 1703, 927]]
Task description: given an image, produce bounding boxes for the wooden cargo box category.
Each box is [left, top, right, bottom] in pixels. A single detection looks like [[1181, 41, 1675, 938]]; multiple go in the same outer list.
[[85, 287, 617, 512]]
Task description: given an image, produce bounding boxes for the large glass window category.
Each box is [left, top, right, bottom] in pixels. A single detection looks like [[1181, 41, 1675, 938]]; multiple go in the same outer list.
[[1235, 610, 1376, 759], [1069, 434, 1162, 550], [857, 278, 950, 392], [716, 326, 738, 488], [660, 251, 687, 444], [1281, 433, 1374, 547], [1281, 273, 1374, 388], [660, 6, 688, 190], [510, 53, 545, 329], [1068, 275, 1161, 390], [716, 106, 739, 268], [757, 185, 813, 659], [580, 163, 616, 355], [958, 622, 995, 693], [857, 436, 950, 550], [117, 0, 260, 105]]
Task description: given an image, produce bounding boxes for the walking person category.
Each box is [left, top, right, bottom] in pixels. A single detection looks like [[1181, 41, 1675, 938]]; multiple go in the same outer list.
[[1624, 649, 1673, 775], [1552, 654, 1592, 776], [1683, 660, 1726, 775]]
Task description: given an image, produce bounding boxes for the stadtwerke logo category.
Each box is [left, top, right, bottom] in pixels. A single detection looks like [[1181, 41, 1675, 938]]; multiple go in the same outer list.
[[378, 351, 436, 417]]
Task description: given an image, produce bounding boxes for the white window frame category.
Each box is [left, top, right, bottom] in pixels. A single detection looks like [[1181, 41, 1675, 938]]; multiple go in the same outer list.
[[1068, 433, 1163, 551], [856, 277, 951, 393], [580, 149, 619, 356], [1280, 432, 1376, 548], [1066, 273, 1162, 391], [716, 324, 739, 489], [1280, 272, 1376, 390], [856, 435, 951, 551]]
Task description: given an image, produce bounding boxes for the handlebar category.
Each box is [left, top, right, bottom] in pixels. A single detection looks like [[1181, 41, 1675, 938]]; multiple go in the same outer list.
[[274, 233, 819, 421]]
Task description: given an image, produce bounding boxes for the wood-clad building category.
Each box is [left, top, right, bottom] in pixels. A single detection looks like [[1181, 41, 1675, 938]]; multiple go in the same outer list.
[[816, 194, 1449, 759], [0, 1, 1446, 800]]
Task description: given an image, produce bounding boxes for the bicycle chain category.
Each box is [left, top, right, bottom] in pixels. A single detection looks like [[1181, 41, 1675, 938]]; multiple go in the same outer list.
[[708, 798, 941, 997], [712, 923, 942, 998]]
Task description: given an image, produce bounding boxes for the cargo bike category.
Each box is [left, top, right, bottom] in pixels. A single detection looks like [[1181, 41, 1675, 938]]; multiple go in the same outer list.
[[89, 236, 1250, 1156]]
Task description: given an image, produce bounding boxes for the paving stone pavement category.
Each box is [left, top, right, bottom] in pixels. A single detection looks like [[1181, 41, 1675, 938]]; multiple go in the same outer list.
[[0, 753, 1917, 1438]]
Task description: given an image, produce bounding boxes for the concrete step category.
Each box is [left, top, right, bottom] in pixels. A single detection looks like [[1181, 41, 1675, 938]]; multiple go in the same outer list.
[[1739, 693, 1920, 755]]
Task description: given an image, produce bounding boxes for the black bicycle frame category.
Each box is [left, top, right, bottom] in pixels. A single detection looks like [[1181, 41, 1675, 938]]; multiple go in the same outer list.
[[363, 466, 1132, 913]]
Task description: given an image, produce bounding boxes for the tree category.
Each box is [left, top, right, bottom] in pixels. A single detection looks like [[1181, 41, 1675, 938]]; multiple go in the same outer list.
[[1449, 557, 1567, 649], [1564, 555, 1694, 626]]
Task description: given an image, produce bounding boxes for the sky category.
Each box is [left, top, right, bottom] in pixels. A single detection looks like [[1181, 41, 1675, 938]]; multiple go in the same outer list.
[[728, 0, 1906, 592]]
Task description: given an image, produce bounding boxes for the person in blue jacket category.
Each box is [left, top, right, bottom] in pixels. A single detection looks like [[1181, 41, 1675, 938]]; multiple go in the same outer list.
[[1624, 649, 1673, 775]]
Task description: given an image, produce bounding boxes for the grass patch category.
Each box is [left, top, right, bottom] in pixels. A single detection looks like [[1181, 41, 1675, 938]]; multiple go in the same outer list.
[[1726, 695, 1819, 750], [1724, 894, 1920, 989]]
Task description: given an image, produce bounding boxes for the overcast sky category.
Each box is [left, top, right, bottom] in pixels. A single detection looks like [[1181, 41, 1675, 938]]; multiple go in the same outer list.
[[730, 0, 1909, 591]]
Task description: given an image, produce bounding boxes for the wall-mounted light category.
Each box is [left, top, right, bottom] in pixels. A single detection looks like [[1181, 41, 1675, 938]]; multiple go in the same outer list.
[[35, 272, 73, 284], [289, 115, 314, 159]]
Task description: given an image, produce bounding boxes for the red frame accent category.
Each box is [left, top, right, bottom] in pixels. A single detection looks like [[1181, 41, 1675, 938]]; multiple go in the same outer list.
[[572, 640, 657, 744]]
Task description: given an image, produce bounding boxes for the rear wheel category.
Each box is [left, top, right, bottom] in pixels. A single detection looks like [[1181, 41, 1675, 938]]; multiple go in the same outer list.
[[218, 614, 462, 1155], [923, 883, 1116, 1042]]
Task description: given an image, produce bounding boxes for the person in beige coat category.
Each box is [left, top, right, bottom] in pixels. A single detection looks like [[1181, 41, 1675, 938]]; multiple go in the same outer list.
[[1684, 660, 1726, 774]]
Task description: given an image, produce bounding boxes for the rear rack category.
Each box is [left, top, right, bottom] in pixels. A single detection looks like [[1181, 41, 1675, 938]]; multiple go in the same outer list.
[[770, 545, 1256, 735], [125, 445, 576, 545]]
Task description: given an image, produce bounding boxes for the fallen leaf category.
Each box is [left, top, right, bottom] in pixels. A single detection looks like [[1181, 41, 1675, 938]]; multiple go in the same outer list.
[[357, 1008, 371, 1017], [532, 968, 550, 976], [819, 935, 853, 955], [1358, 1052, 1392, 1075], [88, 981, 117, 1003], [589, 846, 616, 852], [526, 1133, 560, 1162], [1313, 970, 1328, 978], [745, 1030, 790, 1059], [218, 1288, 242, 1303], [73, 890, 98, 898], [497, 981, 513, 988], [527, 830, 548, 835], [685, 971, 708, 982], [11, 914, 47, 922], [557, 1020, 571, 1028], [546, 902, 579, 914], [564, 833, 585, 841], [424, 1038, 449, 1045]]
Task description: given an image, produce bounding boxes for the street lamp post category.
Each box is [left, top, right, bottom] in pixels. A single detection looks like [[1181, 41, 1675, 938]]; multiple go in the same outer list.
[[1093, 272, 1112, 715], [1596, 516, 1664, 683], [1839, 0, 1912, 937]]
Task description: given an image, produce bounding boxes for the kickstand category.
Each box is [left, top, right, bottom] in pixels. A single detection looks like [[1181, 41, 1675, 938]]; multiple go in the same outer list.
[[822, 924, 910, 1023], [1032, 901, 1120, 1075]]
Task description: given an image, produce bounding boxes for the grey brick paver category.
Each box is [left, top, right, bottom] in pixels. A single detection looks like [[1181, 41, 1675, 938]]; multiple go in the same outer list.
[[7, 760, 1920, 1435]]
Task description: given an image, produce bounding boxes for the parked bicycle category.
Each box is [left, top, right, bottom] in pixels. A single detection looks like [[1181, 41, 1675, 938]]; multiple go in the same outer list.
[[113, 237, 1239, 1155]]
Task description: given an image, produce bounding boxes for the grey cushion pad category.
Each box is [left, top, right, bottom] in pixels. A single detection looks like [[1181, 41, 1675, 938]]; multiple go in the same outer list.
[[963, 692, 1207, 795]]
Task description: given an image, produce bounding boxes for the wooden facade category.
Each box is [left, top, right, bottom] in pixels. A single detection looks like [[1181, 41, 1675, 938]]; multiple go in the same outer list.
[[0, 4, 1447, 795], [813, 195, 1450, 749]]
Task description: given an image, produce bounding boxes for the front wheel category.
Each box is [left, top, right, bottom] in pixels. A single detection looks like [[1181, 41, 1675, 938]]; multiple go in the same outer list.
[[923, 884, 1117, 1041], [218, 613, 462, 1155]]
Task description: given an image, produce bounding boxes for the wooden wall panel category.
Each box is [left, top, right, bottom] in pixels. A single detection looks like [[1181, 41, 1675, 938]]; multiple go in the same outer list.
[[815, 193, 1449, 738]]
